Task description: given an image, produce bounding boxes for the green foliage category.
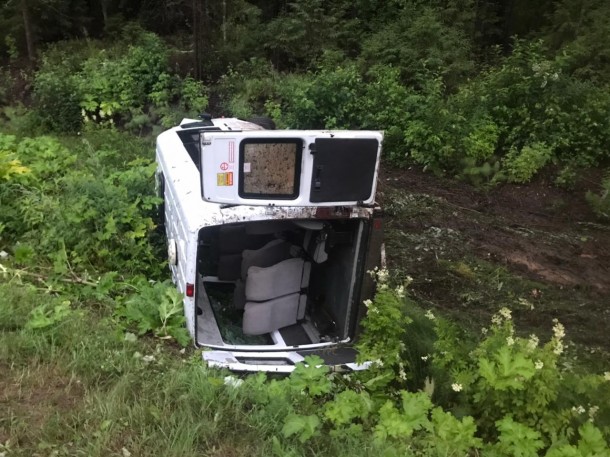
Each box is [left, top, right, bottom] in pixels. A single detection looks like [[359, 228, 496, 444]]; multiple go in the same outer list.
[[356, 269, 412, 388], [25, 300, 74, 330], [0, 131, 162, 275], [32, 29, 208, 134], [288, 355, 331, 397], [33, 57, 83, 132], [586, 172, 610, 220], [361, 5, 475, 89], [324, 390, 372, 427], [428, 307, 610, 443], [374, 391, 433, 441], [116, 279, 190, 346], [0, 135, 29, 180], [282, 414, 321, 443], [264, 0, 355, 69], [489, 417, 545, 457]]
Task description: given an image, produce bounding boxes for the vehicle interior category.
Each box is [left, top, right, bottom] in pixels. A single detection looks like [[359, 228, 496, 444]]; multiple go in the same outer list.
[[195, 219, 365, 348]]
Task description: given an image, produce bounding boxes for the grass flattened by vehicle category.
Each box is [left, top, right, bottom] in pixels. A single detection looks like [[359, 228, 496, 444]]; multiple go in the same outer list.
[[382, 186, 610, 365]]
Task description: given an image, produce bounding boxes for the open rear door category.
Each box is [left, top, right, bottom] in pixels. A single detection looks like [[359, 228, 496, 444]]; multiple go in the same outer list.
[[199, 130, 382, 207]]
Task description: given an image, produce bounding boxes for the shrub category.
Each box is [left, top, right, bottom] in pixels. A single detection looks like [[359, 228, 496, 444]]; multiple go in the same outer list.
[[586, 172, 610, 220], [32, 30, 208, 134]]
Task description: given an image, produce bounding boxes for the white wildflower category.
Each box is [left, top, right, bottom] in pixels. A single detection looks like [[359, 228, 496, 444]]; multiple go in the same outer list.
[[491, 315, 502, 326], [535, 360, 544, 370], [363, 299, 373, 308], [553, 321, 565, 340], [121, 448, 132, 457], [571, 405, 586, 415], [404, 275, 414, 287], [142, 355, 155, 363], [367, 267, 378, 279], [604, 372, 610, 381], [374, 359, 384, 367], [506, 336, 515, 346], [421, 355, 429, 361], [553, 341, 564, 355], [589, 405, 599, 421], [377, 268, 389, 283], [481, 327, 488, 335], [499, 307, 512, 320], [424, 310, 435, 320], [451, 383, 463, 392], [395, 285, 405, 298], [527, 334, 539, 351], [399, 369, 407, 381], [518, 298, 534, 310]]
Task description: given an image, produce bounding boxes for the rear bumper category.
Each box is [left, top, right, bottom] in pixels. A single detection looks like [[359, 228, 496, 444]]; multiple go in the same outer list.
[[202, 347, 370, 373]]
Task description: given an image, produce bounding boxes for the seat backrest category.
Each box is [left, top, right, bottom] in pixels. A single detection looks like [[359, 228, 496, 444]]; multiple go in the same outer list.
[[241, 239, 292, 279], [245, 257, 310, 302]]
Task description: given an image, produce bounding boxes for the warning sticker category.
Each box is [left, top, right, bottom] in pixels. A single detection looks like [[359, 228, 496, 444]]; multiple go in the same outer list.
[[217, 172, 233, 186]]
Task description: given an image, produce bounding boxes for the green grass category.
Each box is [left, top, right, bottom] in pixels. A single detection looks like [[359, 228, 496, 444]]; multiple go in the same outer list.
[[0, 282, 386, 456]]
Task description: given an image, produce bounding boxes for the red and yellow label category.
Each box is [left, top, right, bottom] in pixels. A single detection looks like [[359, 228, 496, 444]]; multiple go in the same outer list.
[[217, 172, 233, 186]]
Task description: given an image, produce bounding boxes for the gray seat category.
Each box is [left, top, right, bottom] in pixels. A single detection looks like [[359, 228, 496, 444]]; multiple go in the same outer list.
[[242, 258, 311, 335], [217, 225, 274, 280], [233, 239, 293, 309], [243, 294, 307, 336]]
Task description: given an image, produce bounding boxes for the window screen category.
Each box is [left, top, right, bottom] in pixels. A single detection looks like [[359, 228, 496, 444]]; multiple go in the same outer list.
[[239, 139, 302, 199]]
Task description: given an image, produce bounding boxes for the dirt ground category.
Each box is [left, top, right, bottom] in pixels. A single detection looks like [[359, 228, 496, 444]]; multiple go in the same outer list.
[[379, 165, 610, 357]]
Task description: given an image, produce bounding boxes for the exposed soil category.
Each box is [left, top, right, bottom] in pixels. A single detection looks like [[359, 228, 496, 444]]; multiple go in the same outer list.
[[379, 165, 610, 355]]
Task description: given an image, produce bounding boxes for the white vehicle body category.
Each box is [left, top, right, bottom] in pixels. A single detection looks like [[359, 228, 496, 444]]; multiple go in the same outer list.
[[155, 117, 384, 372]]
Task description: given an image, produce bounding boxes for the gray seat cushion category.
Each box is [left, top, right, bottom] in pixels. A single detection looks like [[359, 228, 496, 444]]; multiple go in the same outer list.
[[245, 258, 309, 302], [243, 293, 307, 335]]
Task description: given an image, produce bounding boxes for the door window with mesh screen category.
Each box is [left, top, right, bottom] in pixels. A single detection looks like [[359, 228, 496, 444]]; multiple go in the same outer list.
[[239, 139, 302, 199]]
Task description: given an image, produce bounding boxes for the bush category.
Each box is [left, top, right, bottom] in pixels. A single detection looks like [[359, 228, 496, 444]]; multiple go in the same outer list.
[[33, 57, 83, 132], [586, 172, 610, 220], [32, 30, 208, 134], [0, 131, 162, 276]]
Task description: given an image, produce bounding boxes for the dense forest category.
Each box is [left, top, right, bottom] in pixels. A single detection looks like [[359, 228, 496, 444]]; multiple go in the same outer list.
[[1, 1, 610, 456], [2, 0, 610, 196]]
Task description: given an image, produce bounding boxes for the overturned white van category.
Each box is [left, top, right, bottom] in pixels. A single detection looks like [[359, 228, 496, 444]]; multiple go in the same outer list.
[[155, 117, 384, 372]]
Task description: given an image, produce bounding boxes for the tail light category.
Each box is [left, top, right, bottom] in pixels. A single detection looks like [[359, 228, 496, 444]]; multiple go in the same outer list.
[[186, 283, 195, 297]]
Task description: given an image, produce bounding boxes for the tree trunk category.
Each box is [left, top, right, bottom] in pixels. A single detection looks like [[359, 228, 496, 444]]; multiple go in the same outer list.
[[101, 0, 109, 30], [21, 0, 35, 63]]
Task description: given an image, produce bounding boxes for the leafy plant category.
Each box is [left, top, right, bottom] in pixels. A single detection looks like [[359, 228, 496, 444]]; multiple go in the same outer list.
[[288, 355, 331, 397], [282, 414, 321, 443], [586, 172, 610, 220], [356, 269, 413, 388], [116, 279, 190, 346], [25, 300, 74, 330]]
